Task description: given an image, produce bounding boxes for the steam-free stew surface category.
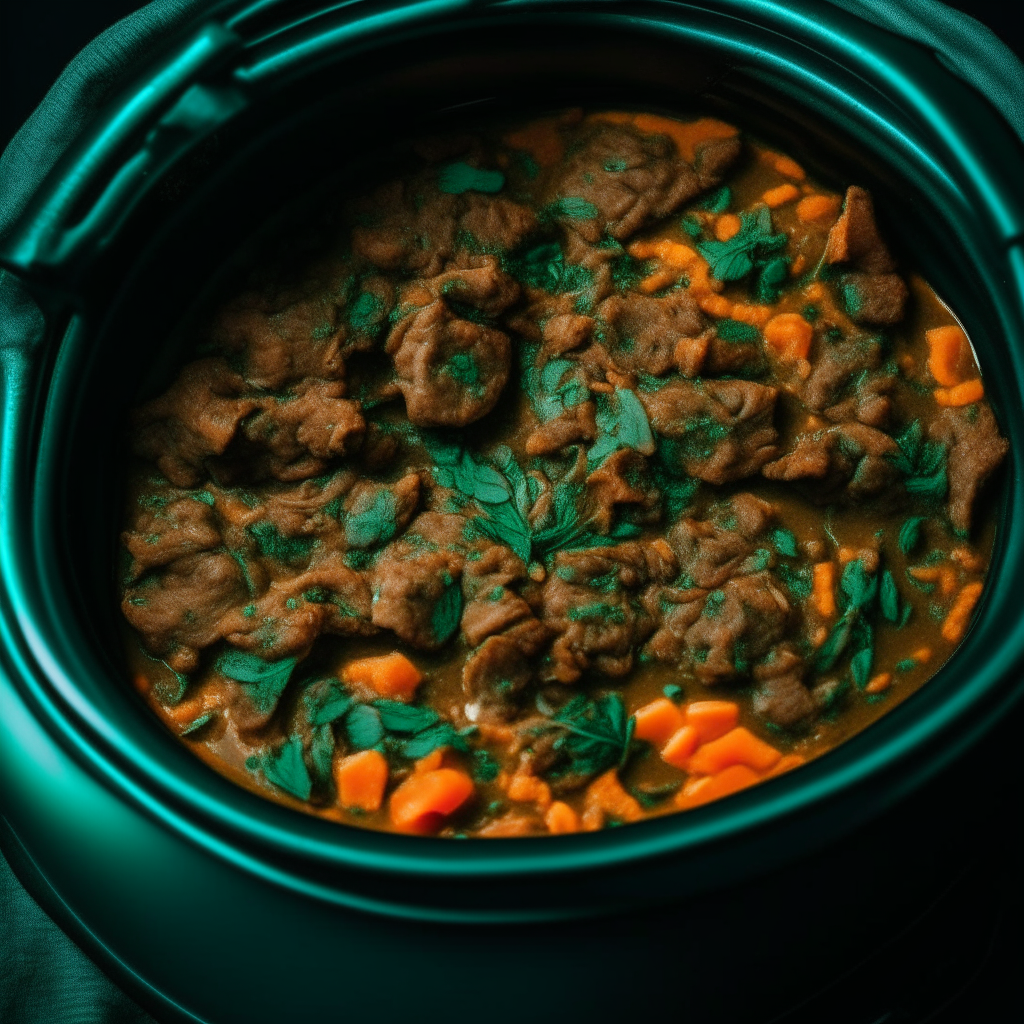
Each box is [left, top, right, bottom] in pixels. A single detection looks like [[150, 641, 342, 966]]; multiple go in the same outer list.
[[120, 109, 1007, 837]]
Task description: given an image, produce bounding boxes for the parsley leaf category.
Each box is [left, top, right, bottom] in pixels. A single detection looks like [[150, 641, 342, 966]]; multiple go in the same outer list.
[[716, 319, 761, 344], [344, 489, 398, 549], [697, 206, 787, 282], [588, 387, 655, 469], [898, 516, 926, 555], [543, 196, 600, 220], [545, 693, 636, 779], [772, 528, 799, 558], [890, 421, 948, 499], [216, 651, 298, 716], [432, 575, 463, 645], [437, 162, 505, 194], [345, 704, 385, 750], [247, 737, 312, 801]]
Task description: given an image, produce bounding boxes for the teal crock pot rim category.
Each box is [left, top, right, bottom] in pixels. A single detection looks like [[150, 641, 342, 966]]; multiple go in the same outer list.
[[2, 0, 1024, 921]]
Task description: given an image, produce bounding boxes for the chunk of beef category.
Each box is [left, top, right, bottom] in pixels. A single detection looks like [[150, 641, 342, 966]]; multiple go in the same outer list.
[[258, 472, 355, 539], [133, 359, 258, 487], [824, 187, 907, 325], [752, 644, 815, 727], [542, 313, 594, 355], [350, 180, 459, 276], [929, 403, 1008, 533], [801, 334, 889, 416], [458, 195, 538, 253], [369, 514, 468, 650], [541, 541, 675, 682], [218, 554, 376, 659], [209, 293, 347, 390], [586, 448, 659, 532], [214, 380, 365, 484], [525, 401, 598, 456], [122, 552, 248, 673], [460, 545, 533, 647], [475, 811, 544, 837], [386, 300, 511, 427], [342, 473, 421, 549], [640, 379, 779, 484], [462, 634, 534, 723], [547, 119, 740, 242], [682, 573, 791, 684], [762, 421, 898, 499], [122, 495, 221, 580], [431, 255, 521, 318], [594, 291, 705, 376]]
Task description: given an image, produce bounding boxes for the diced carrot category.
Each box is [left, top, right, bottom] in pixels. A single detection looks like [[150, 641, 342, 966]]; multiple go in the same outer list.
[[764, 313, 813, 360], [941, 582, 984, 644], [715, 213, 742, 241], [685, 700, 740, 743], [414, 748, 444, 773], [913, 647, 933, 664], [763, 183, 800, 208], [790, 254, 807, 275], [637, 269, 678, 293], [765, 753, 806, 778], [503, 119, 564, 167], [545, 801, 581, 835], [730, 303, 774, 327], [865, 672, 892, 694], [633, 698, 687, 746], [335, 749, 389, 813], [581, 770, 644, 831], [926, 325, 971, 386], [812, 562, 837, 617], [773, 154, 806, 180], [661, 725, 700, 769], [389, 768, 474, 834], [803, 281, 827, 301], [908, 565, 957, 595], [951, 546, 984, 572], [675, 764, 761, 810], [935, 380, 984, 406], [507, 771, 552, 811], [342, 652, 422, 700], [701, 294, 733, 317], [687, 727, 782, 775], [812, 625, 828, 648], [796, 194, 841, 225], [629, 114, 738, 162]]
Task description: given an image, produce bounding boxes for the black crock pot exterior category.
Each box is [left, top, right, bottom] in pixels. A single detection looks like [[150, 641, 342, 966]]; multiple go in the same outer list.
[[1, 1, 1023, 1021]]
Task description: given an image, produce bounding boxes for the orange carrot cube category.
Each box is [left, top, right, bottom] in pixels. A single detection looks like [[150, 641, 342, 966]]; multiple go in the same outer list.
[[389, 768, 474, 834], [661, 725, 700, 769], [335, 749, 389, 813], [686, 727, 782, 775], [342, 652, 422, 700], [685, 701, 740, 743], [675, 764, 761, 810], [633, 698, 687, 746], [545, 801, 581, 835]]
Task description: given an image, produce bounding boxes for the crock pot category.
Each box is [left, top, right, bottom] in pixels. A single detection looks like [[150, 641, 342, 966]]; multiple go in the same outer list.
[[1, 1, 1023, 1021]]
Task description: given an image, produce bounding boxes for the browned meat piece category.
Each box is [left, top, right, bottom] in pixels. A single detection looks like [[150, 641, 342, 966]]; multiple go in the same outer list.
[[432, 255, 521, 318], [730, 492, 778, 538], [824, 187, 907, 325], [122, 552, 248, 673], [122, 495, 221, 580], [823, 186, 896, 274], [752, 645, 815, 727], [133, 359, 258, 487], [839, 272, 908, 326], [258, 472, 355, 539], [350, 180, 459, 276], [682, 573, 791, 684], [342, 473, 421, 549], [929, 403, 1008, 533], [524, 402, 598, 456], [586, 448, 659, 532], [217, 380, 365, 483], [541, 313, 594, 355], [386, 301, 511, 427], [541, 541, 674, 682], [801, 334, 892, 418], [460, 545, 533, 647], [458, 194, 538, 253], [218, 555, 376, 659], [640, 379, 779, 484], [209, 293, 349, 390], [462, 634, 534, 722], [643, 586, 708, 663], [594, 291, 705, 376], [369, 514, 468, 649], [546, 120, 739, 242], [763, 421, 898, 499]]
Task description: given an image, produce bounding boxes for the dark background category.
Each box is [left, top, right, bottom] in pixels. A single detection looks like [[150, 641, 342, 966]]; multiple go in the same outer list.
[[0, 2, 1021, 1023], [0, 0, 1021, 151]]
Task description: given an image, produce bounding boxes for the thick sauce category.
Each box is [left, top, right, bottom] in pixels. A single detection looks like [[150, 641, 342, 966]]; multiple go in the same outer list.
[[120, 109, 1007, 837]]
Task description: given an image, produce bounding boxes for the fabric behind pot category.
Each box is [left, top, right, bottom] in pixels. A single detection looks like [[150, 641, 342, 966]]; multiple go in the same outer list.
[[0, 2, 1021, 1022]]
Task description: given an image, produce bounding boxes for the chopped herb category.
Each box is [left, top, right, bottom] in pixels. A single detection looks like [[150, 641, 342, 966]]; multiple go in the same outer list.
[[697, 206, 788, 282], [247, 522, 314, 565], [896, 658, 918, 672], [701, 186, 732, 213], [880, 569, 901, 623], [246, 737, 311, 801], [772, 528, 799, 558], [438, 162, 505, 194], [472, 749, 501, 782], [544, 693, 636, 779], [432, 575, 463, 645], [542, 196, 600, 220], [633, 781, 682, 808], [345, 704, 385, 750], [588, 387, 655, 469], [663, 683, 684, 701], [716, 319, 761, 344], [344, 488, 398, 549], [181, 712, 214, 736], [850, 646, 873, 688], [898, 516, 926, 555], [216, 651, 297, 715]]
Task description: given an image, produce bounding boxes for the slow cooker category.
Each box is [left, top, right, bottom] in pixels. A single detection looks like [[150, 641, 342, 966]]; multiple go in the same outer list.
[[1, 1, 1022, 1021]]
